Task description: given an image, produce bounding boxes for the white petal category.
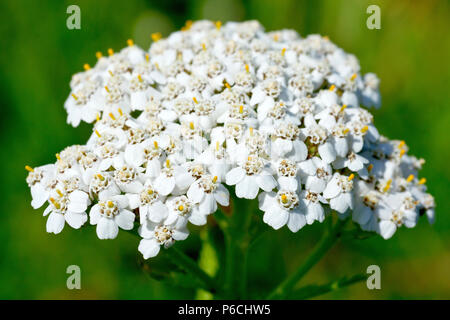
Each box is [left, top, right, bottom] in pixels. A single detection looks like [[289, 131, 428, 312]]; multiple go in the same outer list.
[[225, 167, 246, 185], [188, 211, 208, 226], [333, 137, 349, 158], [172, 228, 189, 241], [322, 175, 340, 199], [46, 212, 65, 234], [68, 190, 89, 213], [127, 193, 140, 210], [155, 175, 175, 196], [287, 211, 307, 232], [138, 239, 161, 259], [278, 176, 298, 192], [115, 209, 135, 230], [90, 205, 101, 225], [31, 185, 49, 209], [273, 138, 292, 156], [187, 182, 204, 204], [214, 184, 230, 206], [148, 201, 169, 223], [199, 194, 217, 215], [378, 220, 397, 240], [291, 140, 308, 161], [236, 175, 259, 199], [96, 218, 119, 239], [306, 176, 326, 193], [256, 174, 277, 192], [65, 211, 87, 229], [263, 206, 289, 230], [318, 141, 336, 164], [330, 194, 350, 213]]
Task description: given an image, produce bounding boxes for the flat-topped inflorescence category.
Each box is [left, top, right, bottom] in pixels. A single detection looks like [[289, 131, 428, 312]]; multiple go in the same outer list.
[[25, 20, 435, 259]]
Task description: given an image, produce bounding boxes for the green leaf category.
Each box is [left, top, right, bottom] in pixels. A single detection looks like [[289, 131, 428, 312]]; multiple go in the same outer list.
[[288, 274, 366, 299]]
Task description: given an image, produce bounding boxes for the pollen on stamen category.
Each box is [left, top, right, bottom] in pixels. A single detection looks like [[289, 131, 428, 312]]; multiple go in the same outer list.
[[96, 51, 103, 59], [406, 174, 414, 183], [215, 21, 222, 30], [418, 178, 427, 185], [192, 97, 198, 104], [340, 104, 347, 112], [145, 53, 149, 62], [350, 73, 357, 81], [343, 128, 350, 135], [108, 70, 114, 77], [104, 85, 110, 93], [151, 32, 162, 42], [212, 176, 218, 183], [239, 105, 244, 114], [249, 127, 254, 135], [383, 179, 392, 192], [329, 84, 336, 91], [202, 43, 206, 51], [118, 108, 123, 116], [216, 141, 220, 151], [95, 129, 102, 138], [281, 194, 288, 203], [71, 93, 78, 101], [108, 48, 114, 56], [281, 48, 286, 56], [361, 125, 369, 133], [189, 122, 195, 130], [137, 74, 143, 82], [97, 174, 105, 181], [182, 20, 193, 31], [166, 159, 171, 168], [83, 63, 91, 71], [153, 141, 158, 149], [56, 189, 63, 197], [109, 113, 116, 120], [245, 64, 249, 73], [367, 164, 374, 172], [399, 149, 406, 158], [25, 165, 34, 172], [49, 197, 60, 209], [398, 140, 405, 149], [96, 113, 100, 122], [55, 153, 61, 161], [127, 39, 134, 46], [348, 174, 355, 181], [224, 82, 231, 89], [178, 205, 184, 211]]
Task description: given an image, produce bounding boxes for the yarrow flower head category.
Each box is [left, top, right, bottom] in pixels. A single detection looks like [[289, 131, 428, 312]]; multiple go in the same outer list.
[[26, 20, 435, 260]]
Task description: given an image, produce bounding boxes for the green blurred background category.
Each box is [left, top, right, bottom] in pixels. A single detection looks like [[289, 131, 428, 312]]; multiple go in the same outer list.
[[0, 0, 449, 299]]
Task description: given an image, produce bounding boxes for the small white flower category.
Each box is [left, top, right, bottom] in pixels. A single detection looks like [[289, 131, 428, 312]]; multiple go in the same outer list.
[[187, 174, 230, 215], [260, 188, 307, 232], [226, 156, 277, 199], [138, 220, 189, 259], [44, 189, 90, 234], [90, 195, 135, 239], [322, 172, 355, 214], [376, 192, 418, 239]]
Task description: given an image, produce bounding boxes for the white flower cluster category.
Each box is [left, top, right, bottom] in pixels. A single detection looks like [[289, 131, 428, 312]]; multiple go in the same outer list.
[[26, 20, 435, 259]]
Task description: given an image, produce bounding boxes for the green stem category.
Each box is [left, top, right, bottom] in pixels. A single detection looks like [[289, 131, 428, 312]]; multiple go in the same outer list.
[[165, 246, 219, 294], [221, 196, 255, 299], [289, 273, 366, 300], [267, 217, 348, 299]]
